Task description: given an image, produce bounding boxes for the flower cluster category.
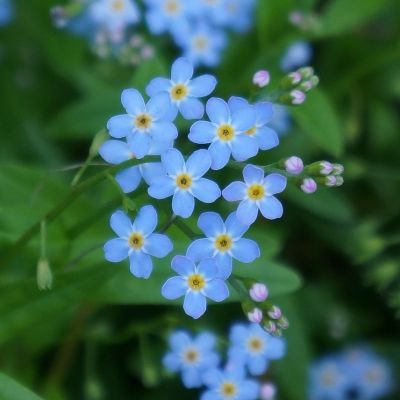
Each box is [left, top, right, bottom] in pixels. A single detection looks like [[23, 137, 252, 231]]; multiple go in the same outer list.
[[51, 0, 255, 66], [163, 324, 285, 399], [309, 346, 393, 400]]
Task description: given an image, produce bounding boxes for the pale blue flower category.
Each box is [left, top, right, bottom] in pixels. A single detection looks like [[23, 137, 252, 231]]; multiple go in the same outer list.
[[281, 41, 312, 72], [147, 148, 221, 218], [104, 206, 173, 279], [222, 165, 287, 225], [221, 0, 255, 33], [162, 256, 229, 319], [163, 330, 220, 388], [187, 212, 260, 279]]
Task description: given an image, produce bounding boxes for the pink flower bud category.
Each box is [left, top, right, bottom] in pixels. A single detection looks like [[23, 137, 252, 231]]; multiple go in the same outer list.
[[290, 89, 306, 105], [268, 306, 282, 320], [277, 316, 290, 329], [285, 156, 304, 175], [301, 178, 317, 194], [260, 383, 277, 400], [332, 163, 344, 175], [249, 283, 268, 302], [248, 308, 263, 323], [263, 321, 277, 335], [253, 70, 270, 88], [320, 161, 333, 175], [289, 10, 304, 26], [288, 71, 302, 85], [325, 175, 337, 187]]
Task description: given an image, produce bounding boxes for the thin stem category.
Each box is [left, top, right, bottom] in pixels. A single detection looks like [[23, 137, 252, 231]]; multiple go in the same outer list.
[[172, 218, 198, 240], [40, 219, 47, 259], [159, 213, 177, 234]]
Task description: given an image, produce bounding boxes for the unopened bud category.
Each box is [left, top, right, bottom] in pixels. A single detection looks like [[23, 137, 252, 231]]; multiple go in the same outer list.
[[37, 258, 53, 291], [263, 321, 278, 335], [288, 71, 302, 85], [289, 10, 305, 26], [285, 156, 304, 175], [260, 383, 277, 400], [290, 90, 306, 105], [332, 163, 344, 175], [253, 70, 270, 88], [298, 66, 314, 79], [248, 308, 263, 323], [277, 316, 290, 329], [320, 161, 334, 175], [335, 176, 344, 186], [249, 283, 268, 302], [300, 178, 317, 194], [325, 175, 337, 187], [268, 306, 282, 320]]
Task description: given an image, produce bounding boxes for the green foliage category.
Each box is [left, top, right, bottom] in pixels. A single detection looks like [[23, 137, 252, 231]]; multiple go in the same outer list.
[[0, 373, 44, 400]]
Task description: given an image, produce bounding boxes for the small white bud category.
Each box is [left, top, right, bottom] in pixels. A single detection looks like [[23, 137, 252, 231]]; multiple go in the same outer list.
[[253, 70, 270, 88], [285, 156, 304, 175], [301, 178, 317, 194], [260, 383, 277, 400], [290, 89, 306, 105], [37, 258, 53, 291], [320, 161, 334, 175], [248, 308, 263, 323], [249, 283, 268, 302]]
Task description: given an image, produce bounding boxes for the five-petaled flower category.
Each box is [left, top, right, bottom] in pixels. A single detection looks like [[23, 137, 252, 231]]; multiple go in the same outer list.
[[147, 148, 221, 218], [162, 255, 229, 319], [104, 206, 173, 279], [222, 165, 287, 225], [187, 211, 260, 278]]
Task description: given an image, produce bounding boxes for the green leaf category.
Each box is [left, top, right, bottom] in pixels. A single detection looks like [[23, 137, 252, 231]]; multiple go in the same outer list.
[[291, 89, 344, 157], [0, 372, 44, 400]]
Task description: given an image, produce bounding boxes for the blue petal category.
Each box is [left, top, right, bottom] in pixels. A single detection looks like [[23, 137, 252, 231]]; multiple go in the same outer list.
[[198, 212, 225, 237], [172, 255, 196, 276], [115, 166, 142, 193], [145, 233, 173, 258], [107, 115, 133, 138], [162, 352, 180, 372], [110, 210, 132, 238], [191, 178, 221, 203], [145, 10, 166, 34], [237, 200, 259, 225], [204, 279, 229, 302], [151, 121, 178, 142], [161, 148, 185, 175], [248, 356, 268, 376], [179, 97, 205, 120], [230, 324, 249, 343], [148, 139, 174, 155], [140, 162, 165, 185], [231, 106, 256, 131], [259, 196, 284, 220], [162, 276, 187, 300], [228, 96, 249, 114], [121, 88, 145, 115], [99, 140, 131, 164], [222, 181, 246, 201], [243, 164, 264, 184], [197, 258, 219, 279], [255, 102, 274, 124], [189, 121, 216, 144], [188, 74, 217, 97], [186, 149, 211, 178], [169, 330, 191, 350], [266, 336, 286, 359], [264, 173, 287, 194], [231, 238, 260, 263], [225, 212, 249, 239], [104, 238, 128, 262], [172, 191, 195, 218], [146, 92, 171, 120], [257, 126, 279, 150], [200, 391, 219, 400], [171, 57, 194, 82], [184, 291, 207, 319], [129, 133, 151, 159], [241, 379, 260, 398], [133, 205, 157, 236], [182, 369, 202, 389], [215, 253, 233, 279], [146, 77, 171, 97], [148, 176, 174, 199], [206, 97, 230, 124], [195, 332, 217, 350], [129, 251, 153, 279], [186, 239, 214, 263], [209, 140, 231, 170], [231, 136, 259, 161]]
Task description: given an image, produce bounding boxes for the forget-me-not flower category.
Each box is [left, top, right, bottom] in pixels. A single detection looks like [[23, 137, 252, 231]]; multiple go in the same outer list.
[[163, 330, 220, 388], [104, 206, 173, 279], [146, 57, 217, 120], [222, 165, 287, 225], [280, 41, 312, 72], [228, 323, 286, 376], [147, 148, 221, 218], [187, 212, 260, 279], [222, 0, 255, 33], [107, 89, 177, 158], [189, 97, 257, 170], [162, 255, 229, 319]]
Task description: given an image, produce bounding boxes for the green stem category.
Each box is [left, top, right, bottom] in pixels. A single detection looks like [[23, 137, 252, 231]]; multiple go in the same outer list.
[[172, 218, 198, 240], [159, 213, 177, 234], [40, 219, 47, 259]]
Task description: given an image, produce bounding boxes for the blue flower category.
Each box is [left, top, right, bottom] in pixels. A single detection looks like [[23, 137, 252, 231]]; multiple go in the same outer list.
[[201, 363, 259, 400], [0, 0, 13, 26], [163, 330, 220, 388], [228, 323, 286, 376], [221, 0, 255, 33], [228, 97, 279, 152], [104, 206, 173, 279], [146, 57, 217, 120], [106, 89, 178, 158], [189, 97, 257, 170], [147, 148, 221, 218], [222, 165, 287, 225], [162, 255, 229, 319], [269, 104, 292, 136], [280, 41, 312, 72], [187, 212, 260, 279]]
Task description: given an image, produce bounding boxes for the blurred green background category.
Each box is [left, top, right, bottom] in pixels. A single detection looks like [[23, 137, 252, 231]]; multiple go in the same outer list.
[[0, 0, 399, 399]]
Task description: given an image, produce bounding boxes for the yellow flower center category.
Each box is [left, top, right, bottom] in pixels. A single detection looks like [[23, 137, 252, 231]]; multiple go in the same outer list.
[[135, 113, 152, 130], [247, 336, 264, 353], [165, 0, 180, 15], [128, 233, 144, 250], [183, 348, 199, 364], [214, 234, 232, 253], [217, 124, 235, 142], [245, 126, 257, 136], [170, 84, 188, 101], [112, 0, 124, 11], [193, 36, 208, 51], [220, 382, 237, 398], [187, 273, 205, 291], [176, 173, 192, 190], [247, 184, 265, 201]]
